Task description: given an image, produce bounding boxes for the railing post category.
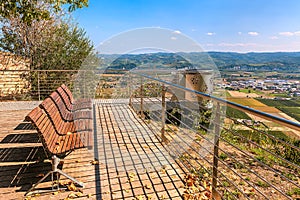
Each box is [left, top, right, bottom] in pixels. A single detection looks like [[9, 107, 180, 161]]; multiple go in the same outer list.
[[37, 71, 41, 101], [128, 73, 132, 108], [140, 77, 144, 119], [212, 102, 221, 200], [161, 84, 167, 142]]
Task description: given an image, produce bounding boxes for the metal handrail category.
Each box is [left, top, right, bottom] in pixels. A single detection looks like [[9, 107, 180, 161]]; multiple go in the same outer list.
[[134, 72, 300, 131], [128, 71, 300, 200]]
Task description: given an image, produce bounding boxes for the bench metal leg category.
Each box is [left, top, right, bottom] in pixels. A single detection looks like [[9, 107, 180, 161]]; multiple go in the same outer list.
[[25, 155, 84, 196]]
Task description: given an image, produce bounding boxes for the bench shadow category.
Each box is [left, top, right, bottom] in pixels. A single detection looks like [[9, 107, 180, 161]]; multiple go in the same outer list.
[[14, 121, 35, 131], [0, 122, 53, 192]]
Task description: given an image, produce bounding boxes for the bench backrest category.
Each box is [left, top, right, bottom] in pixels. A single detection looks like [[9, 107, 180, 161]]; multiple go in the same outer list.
[[60, 84, 93, 111], [26, 84, 93, 157], [26, 106, 84, 157]]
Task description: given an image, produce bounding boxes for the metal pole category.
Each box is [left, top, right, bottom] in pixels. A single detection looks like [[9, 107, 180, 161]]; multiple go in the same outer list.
[[37, 71, 40, 101], [212, 102, 221, 200], [161, 85, 167, 142], [140, 77, 144, 119], [128, 73, 132, 108]]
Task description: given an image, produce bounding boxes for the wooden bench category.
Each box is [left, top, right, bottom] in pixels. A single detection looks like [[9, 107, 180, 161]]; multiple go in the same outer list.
[[60, 84, 93, 111], [24, 85, 93, 196]]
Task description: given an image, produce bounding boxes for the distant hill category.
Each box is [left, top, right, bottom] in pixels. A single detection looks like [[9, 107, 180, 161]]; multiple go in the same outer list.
[[99, 52, 300, 72], [207, 52, 300, 71]]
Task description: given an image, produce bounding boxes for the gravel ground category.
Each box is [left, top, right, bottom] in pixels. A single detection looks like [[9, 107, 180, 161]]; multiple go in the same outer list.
[[0, 101, 41, 111]]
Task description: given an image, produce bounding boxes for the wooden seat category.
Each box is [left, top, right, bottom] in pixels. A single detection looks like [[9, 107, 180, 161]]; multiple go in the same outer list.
[[24, 84, 93, 196], [25, 106, 84, 157], [60, 84, 92, 111]]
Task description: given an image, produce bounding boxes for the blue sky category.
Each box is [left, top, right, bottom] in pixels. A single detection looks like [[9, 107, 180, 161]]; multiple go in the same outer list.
[[74, 0, 300, 52]]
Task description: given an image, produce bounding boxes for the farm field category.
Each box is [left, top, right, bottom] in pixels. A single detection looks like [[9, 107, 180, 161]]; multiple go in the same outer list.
[[227, 98, 279, 113], [227, 98, 266, 107], [256, 98, 300, 123]]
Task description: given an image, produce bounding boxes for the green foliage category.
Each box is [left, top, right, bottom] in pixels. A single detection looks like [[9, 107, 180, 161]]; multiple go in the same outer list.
[[286, 187, 300, 196], [226, 107, 251, 119], [32, 23, 94, 70], [219, 153, 228, 161], [277, 140, 300, 166], [256, 98, 300, 122], [256, 98, 300, 107], [132, 82, 162, 97], [277, 107, 300, 122], [222, 125, 300, 168], [0, 0, 88, 24], [255, 180, 269, 188], [0, 0, 95, 99]]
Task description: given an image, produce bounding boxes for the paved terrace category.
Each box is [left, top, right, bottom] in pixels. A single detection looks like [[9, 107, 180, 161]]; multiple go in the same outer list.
[[0, 100, 187, 200]]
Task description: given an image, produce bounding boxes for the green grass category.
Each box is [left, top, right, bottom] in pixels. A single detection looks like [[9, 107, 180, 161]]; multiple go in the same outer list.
[[271, 93, 290, 98], [256, 98, 300, 107], [277, 107, 300, 122], [256, 98, 300, 122], [286, 187, 300, 196], [256, 180, 270, 188], [226, 107, 251, 119], [221, 128, 300, 167], [232, 130, 289, 144], [239, 88, 264, 95]]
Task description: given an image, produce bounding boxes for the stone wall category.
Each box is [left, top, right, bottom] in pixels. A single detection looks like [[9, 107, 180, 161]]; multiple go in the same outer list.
[[0, 52, 30, 98]]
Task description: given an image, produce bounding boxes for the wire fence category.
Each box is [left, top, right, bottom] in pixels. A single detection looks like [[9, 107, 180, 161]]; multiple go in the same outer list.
[[1, 69, 300, 199], [0, 69, 102, 101], [127, 72, 300, 200]]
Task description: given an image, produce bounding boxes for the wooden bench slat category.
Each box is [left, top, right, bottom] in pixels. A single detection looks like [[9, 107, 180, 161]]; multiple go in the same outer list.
[[26, 84, 93, 159]]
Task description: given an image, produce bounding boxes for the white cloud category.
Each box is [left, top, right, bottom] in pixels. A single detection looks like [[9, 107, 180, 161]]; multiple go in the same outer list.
[[206, 32, 216, 36], [170, 36, 177, 40], [238, 32, 242, 35], [248, 32, 259, 36], [279, 32, 294, 36], [270, 36, 279, 40], [294, 31, 300, 36], [173, 30, 181, 34]]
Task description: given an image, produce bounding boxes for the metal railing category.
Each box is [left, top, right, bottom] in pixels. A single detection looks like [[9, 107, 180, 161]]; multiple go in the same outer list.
[[0, 69, 100, 101], [1, 68, 300, 199], [127, 72, 300, 200]]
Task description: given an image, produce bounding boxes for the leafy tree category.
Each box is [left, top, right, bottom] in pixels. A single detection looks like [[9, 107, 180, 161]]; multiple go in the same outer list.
[[0, 0, 96, 99], [0, 0, 88, 24]]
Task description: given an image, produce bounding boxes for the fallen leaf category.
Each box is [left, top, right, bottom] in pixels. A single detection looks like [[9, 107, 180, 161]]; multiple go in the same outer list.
[[129, 172, 136, 178], [67, 182, 77, 191], [123, 189, 130, 193], [128, 177, 134, 182], [36, 173, 44, 177], [144, 183, 152, 189], [90, 160, 99, 165], [87, 193, 92, 198], [136, 195, 144, 200], [67, 193, 77, 198]]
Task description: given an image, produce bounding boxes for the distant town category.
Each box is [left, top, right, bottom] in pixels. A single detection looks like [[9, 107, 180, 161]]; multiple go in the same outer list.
[[222, 76, 300, 98]]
